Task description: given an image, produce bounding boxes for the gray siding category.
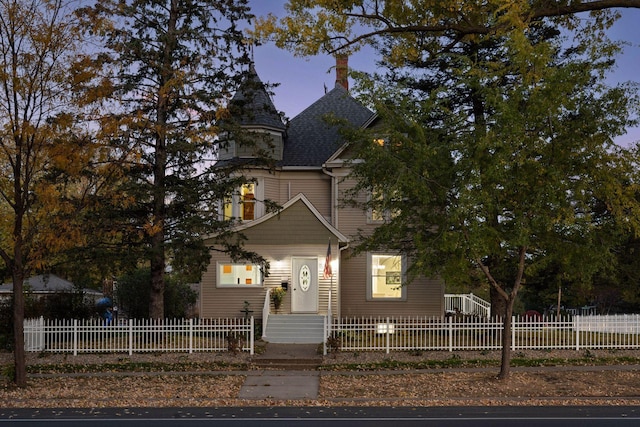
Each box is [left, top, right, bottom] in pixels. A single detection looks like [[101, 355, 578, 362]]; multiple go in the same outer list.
[[339, 249, 444, 318], [200, 198, 341, 319], [279, 171, 331, 219], [201, 243, 339, 319]]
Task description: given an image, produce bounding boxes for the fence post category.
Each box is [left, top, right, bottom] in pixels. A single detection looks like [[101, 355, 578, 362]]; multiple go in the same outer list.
[[511, 316, 516, 351], [448, 316, 453, 352], [323, 315, 327, 356], [575, 315, 580, 351], [41, 317, 46, 351], [250, 316, 254, 355], [386, 317, 391, 354], [189, 318, 194, 354], [128, 319, 134, 356], [73, 319, 78, 356]]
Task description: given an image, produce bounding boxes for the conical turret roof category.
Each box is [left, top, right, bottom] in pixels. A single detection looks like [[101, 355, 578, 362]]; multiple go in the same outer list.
[[229, 64, 286, 131]]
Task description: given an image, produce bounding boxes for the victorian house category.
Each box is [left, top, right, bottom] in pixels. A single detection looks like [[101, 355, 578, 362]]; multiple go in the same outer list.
[[200, 58, 444, 343]]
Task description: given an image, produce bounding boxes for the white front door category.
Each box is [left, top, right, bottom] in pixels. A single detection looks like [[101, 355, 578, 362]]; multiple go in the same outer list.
[[291, 257, 319, 313]]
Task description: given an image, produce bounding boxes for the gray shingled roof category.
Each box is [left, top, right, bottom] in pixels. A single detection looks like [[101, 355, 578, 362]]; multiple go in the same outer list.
[[282, 84, 375, 167], [229, 64, 286, 131], [0, 274, 102, 295]]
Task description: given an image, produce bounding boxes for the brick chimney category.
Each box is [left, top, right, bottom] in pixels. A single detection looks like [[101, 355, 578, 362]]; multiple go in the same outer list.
[[335, 54, 348, 91]]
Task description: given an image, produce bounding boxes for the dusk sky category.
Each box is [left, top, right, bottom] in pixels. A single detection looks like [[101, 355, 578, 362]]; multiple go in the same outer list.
[[247, 1, 640, 147]]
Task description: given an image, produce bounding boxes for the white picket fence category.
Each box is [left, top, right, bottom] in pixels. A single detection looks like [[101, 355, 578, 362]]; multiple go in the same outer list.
[[24, 317, 254, 355], [328, 314, 640, 353], [23, 314, 640, 355]]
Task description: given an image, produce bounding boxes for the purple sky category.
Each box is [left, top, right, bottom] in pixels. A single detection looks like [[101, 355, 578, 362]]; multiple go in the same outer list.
[[249, 2, 640, 146]]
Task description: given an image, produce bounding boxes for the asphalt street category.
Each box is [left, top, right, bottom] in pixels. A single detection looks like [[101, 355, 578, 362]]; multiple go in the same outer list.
[[1, 406, 640, 426]]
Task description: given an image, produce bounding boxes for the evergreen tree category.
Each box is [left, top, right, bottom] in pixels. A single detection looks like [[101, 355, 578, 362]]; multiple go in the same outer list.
[[93, 0, 263, 318]]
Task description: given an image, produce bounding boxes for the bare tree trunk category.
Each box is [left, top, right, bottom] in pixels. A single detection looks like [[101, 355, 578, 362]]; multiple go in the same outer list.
[[498, 298, 515, 380], [148, 0, 178, 320], [12, 213, 26, 387], [12, 271, 26, 388], [490, 285, 507, 317], [149, 235, 165, 319]]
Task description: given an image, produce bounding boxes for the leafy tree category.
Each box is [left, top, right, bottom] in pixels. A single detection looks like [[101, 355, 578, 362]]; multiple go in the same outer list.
[[92, 0, 271, 319], [0, 0, 104, 387], [253, 0, 640, 57], [257, 1, 640, 379]]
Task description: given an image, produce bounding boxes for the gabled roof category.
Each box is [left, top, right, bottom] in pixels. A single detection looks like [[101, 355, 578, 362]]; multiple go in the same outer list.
[[282, 84, 375, 167], [210, 193, 349, 245], [229, 64, 286, 132]]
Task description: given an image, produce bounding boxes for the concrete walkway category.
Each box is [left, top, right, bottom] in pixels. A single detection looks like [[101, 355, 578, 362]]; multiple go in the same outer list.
[[239, 343, 322, 399], [239, 370, 320, 400]]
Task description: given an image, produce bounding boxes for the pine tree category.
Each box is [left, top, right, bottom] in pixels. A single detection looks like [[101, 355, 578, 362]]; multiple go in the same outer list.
[[93, 0, 265, 318]]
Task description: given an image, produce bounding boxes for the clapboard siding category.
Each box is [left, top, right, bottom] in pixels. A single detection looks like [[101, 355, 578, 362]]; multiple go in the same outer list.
[[200, 243, 339, 319], [339, 250, 444, 318], [241, 200, 336, 245], [279, 171, 331, 219], [263, 175, 281, 205], [335, 176, 376, 238]]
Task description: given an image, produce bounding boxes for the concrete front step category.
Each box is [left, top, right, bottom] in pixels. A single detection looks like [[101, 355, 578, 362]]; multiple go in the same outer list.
[[264, 314, 326, 344], [252, 343, 322, 370], [252, 359, 322, 370]]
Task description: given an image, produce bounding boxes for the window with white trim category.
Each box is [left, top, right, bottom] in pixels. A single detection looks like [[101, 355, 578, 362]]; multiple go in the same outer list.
[[367, 189, 401, 223], [367, 253, 406, 300], [222, 181, 263, 221], [217, 262, 263, 287]]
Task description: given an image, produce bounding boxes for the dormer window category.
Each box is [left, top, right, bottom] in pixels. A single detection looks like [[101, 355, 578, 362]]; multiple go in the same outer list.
[[223, 181, 263, 221]]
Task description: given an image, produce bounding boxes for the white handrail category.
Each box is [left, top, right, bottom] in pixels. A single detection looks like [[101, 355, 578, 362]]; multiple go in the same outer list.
[[445, 293, 491, 317], [262, 288, 271, 339]]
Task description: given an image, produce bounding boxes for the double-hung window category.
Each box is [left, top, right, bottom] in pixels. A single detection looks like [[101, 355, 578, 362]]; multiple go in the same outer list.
[[223, 181, 262, 221], [367, 253, 406, 300], [367, 189, 401, 223]]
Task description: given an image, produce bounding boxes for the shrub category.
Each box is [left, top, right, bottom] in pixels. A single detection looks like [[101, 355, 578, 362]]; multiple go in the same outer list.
[[116, 268, 198, 319]]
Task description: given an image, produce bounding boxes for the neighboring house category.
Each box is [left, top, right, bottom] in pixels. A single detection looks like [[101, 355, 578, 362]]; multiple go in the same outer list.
[[200, 57, 445, 342], [0, 274, 103, 302]]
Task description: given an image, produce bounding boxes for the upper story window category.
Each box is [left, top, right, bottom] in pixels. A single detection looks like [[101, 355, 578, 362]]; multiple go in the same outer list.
[[223, 181, 263, 221], [367, 189, 401, 223], [367, 253, 406, 300]]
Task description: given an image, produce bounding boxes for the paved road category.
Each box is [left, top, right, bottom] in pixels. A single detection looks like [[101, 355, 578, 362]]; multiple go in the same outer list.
[[1, 406, 639, 426]]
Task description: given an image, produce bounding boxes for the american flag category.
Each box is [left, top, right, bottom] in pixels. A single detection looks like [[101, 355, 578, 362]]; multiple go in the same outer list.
[[323, 240, 332, 279]]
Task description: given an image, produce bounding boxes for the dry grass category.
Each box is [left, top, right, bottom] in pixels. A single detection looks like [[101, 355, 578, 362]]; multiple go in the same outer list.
[[1, 349, 639, 408]]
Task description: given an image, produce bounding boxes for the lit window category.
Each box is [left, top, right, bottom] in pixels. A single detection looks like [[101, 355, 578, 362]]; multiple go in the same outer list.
[[241, 184, 255, 220], [368, 254, 405, 300], [368, 189, 401, 223], [217, 263, 262, 287], [223, 182, 261, 221], [374, 138, 387, 147], [369, 189, 385, 223]]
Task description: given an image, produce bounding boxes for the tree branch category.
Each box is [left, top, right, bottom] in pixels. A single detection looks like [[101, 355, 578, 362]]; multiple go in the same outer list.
[[324, 0, 640, 53]]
